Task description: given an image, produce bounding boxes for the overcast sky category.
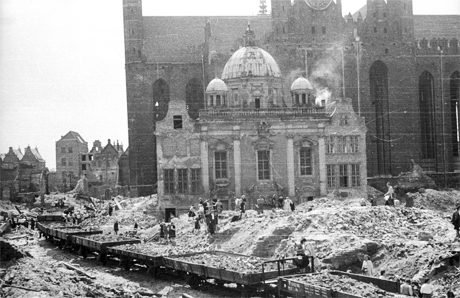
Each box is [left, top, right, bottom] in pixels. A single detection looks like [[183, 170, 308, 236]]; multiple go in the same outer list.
[[1, 0, 459, 170]]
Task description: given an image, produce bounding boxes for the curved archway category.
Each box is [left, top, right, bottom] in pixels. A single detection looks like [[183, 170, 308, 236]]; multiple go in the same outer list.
[[451, 71, 460, 157], [185, 78, 204, 120], [153, 79, 170, 121], [369, 60, 391, 175], [419, 71, 436, 159]]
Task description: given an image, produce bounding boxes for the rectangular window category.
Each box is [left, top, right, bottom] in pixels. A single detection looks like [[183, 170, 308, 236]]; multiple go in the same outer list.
[[173, 115, 183, 129], [349, 136, 359, 153], [339, 165, 349, 187], [177, 169, 188, 194], [340, 115, 349, 125], [337, 136, 347, 153], [82, 164, 87, 171], [61, 147, 66, 153], [215, 151, 227, 179], [191, 168, 201, 194], [61, 158, 66, 166], [68, 159, 73, 166], [81, 155, 86, 161], [258, 150, 270, 180], [68, 147, 73, 153], [164, 169, 174, 194], [351, 164, 361, 186], [327, 165, 336, 188], [255, 98, 261, 109], [326, 136, 335, 154], [300, 147, 312, 176]]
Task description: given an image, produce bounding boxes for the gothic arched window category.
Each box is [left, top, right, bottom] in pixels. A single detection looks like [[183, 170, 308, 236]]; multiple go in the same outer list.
[[369, 60, 391, 175], [185, 78, 204, 120], [450, 71, 460, 157], [419, 71, 436, 159], [153, 78, 170, 121]]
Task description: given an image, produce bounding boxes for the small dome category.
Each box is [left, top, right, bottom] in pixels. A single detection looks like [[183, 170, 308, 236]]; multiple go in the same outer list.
[[291, 76, 313, 91], [221, 46, 281, 80], [206, 77, 228, 92]]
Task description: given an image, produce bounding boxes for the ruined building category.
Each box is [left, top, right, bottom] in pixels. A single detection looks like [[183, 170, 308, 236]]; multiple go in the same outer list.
[[123, 0, 460, 199]]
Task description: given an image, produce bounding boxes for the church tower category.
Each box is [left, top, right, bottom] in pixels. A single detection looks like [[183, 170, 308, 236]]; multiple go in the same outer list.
[[123, 0, 143, 63]]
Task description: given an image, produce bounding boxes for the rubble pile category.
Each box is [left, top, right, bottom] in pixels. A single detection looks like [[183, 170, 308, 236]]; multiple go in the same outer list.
[[410, 189, 460, 212], [82, 234, 136, 242], [114, 242, 209, 257], [174, 253, 296, 273], [0, 258, 153, 298], [432, 269, 460, 297], [288, 272, 386, 297]]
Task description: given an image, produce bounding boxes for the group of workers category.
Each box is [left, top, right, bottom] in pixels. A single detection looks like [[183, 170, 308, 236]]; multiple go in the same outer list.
[[189, 198, 224, 235]]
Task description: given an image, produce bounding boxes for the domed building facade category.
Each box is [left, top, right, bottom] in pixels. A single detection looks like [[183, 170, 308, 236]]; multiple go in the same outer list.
[[154, 26, 368, 213]]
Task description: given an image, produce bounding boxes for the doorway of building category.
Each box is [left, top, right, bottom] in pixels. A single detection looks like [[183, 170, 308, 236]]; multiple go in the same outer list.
[[165, 208, 176, 222]]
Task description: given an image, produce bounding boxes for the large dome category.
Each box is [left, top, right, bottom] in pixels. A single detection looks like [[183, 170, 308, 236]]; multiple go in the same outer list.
[[221, 46, 281, 80]]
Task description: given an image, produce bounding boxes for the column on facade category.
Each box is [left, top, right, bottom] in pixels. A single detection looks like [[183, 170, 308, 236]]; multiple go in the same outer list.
[[232, 131, 242, 197], [286, 134, 295, 197], [318, 136, 327, 196], [200, 136, 210, 194]]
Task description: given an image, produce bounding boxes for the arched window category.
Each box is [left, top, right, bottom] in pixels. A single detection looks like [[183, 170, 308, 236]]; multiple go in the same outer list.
[[185, 78, 204, 120], [369, 60, 391, 175], [451, 71, 460, 157], [153, 79, 170, 121], [419, 71, 436, 159]]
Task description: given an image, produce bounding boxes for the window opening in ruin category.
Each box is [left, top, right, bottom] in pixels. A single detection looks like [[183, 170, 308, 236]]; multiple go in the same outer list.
[[370, 60, 391, 175], [451, 71, 460, 156], [61, 158, 66, 166], [153, 78, 170, 121], [255, 97, 261, 109], [419, 71, 436, 159], [216, 95, 221, 106], [215, 151, 228, 179], [340, 115, 349, 125], [339, 165, 348, 187], [82, 164, 87, 171], [177, 169, 188, 194], [82, 155, 86, 161], [173, 115, 183, 129], [164, 169, 174, 194], [89, 155, 92, 161], [257, 150, 270, 180], [349, 136, 359, 153], [165, 208, 176, 223], [326, 136, 335, 154], [295, 94, 300, 106], [191, 168, 201, 194], [210, 95, 214, 106], [351, 164, 360, 186], [321, 99, 326, 107], [326, 165, 336, 188], [186, 78, 204, 120], [300, 147, 312, 175], [337, 136, 347, 153], [302, 94, 307, 105]]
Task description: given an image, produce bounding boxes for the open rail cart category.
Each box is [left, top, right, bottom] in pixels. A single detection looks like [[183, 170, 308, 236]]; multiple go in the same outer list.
[[48, 226, 102, 249], [163, 251, 301, 297], [107, 245, 165, 274], [278, 270, 401, 298], [72, 234, 141, 265]]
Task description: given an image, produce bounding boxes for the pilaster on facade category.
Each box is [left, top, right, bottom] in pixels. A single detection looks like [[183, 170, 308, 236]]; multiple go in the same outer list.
[[318, 136, 327, 196]]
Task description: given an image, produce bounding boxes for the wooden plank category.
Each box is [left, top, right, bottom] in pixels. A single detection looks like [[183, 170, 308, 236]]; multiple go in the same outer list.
[[61, 262, 96, 279]]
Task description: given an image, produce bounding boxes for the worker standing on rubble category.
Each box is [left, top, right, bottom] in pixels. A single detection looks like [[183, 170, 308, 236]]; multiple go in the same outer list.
[[420, 279, 434, 298], [284, 197, 293, 214], [114, 220, 119, 235], [361, 255, 374, 276], [452, 205, 460, 240], [400, 279, 413, 296], [256, 196, 265, 214], [385, 182, 395, 205], [108, 203, 113, 216]]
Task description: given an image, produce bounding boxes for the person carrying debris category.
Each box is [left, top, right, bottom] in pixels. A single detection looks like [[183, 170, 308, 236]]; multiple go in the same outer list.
[[452, 205, 460, 240], [385, 182, 395, 206], [216, 199, 223, 214], [240, 195, 246, 214], [193, 216, 201, 234], [159, 222, 166, 242], [361, 255, 374, 276], [400, 279, 413, 296], [188, 205, 196, 218], [278, 196, 285, 209], [284, 197, 293, 214], [168, 221, 176, 243], [293, 238, 315, 273], [108, 203, 113, 216]]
